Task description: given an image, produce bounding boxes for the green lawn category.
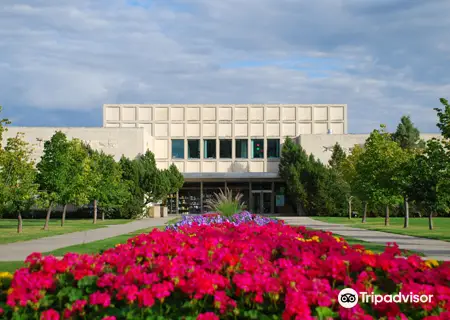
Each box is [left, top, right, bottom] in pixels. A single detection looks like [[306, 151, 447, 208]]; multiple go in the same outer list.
[[312, 217, 450, 242], [0, 218, 131, 244], [0, 226, 166, 273]]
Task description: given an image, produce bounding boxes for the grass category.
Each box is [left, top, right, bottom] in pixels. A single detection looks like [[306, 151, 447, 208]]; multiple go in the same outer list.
[[312, 217, 450, 242], [0, 226, 166, 273], [0, 218, 131, 244]]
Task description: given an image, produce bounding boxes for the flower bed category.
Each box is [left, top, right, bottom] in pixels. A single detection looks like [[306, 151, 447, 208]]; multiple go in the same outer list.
[[165, 211, 280, 231], [1, 222, 450, 319]]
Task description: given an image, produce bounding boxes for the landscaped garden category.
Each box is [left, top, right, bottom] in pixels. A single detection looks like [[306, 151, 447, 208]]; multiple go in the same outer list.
[[1, 212, 449, 319]]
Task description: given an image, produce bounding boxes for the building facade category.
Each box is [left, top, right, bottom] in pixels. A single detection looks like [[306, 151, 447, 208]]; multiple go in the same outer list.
[[3, 103, 439, 215]]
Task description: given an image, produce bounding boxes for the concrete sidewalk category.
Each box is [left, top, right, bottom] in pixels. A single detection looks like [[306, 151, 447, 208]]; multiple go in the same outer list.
[[0, 218, 170, 261], [282, 217, 450, 261]]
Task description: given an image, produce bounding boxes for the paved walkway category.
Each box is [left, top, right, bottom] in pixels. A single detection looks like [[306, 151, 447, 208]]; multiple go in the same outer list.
[[282, 217, 450, 261], [0, 218, 171, 261]]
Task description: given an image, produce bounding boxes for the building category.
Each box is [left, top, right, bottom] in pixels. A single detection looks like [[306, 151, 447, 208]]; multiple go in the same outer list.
[[3, 104, 440, 215]]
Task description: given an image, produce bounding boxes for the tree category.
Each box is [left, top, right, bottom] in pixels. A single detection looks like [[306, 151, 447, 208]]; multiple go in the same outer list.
[[119, 156, 145, 219], [341, 144, 370, 222], [36, 131, 72, 230], [392, 115, 425, 150], [58, 139, 91, 226], [328, 142, 346, 169], [85, 148, 129, 223], [409, 139, 450, 229], [434, 98, 450, 139], [0, 133, 38, 233], [279, 137, 308, 215], [356, 125, 406, 226]]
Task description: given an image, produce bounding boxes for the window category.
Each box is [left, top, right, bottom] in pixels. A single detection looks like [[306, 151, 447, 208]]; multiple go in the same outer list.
[[171, 139, 184, 159], [251, 139, 264, 159], [235, 139, 248, 158], [204, 139, 216, 159], [267, 139, 280, 158], [188, 140, 200, 159], [220, 139, 232, 158]]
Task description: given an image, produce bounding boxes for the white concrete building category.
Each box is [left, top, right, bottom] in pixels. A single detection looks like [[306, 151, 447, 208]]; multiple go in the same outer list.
[[3, 104, 439, 215]]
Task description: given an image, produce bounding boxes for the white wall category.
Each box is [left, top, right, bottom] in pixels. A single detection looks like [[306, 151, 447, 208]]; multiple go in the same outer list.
[[2, 127, 146, 162]]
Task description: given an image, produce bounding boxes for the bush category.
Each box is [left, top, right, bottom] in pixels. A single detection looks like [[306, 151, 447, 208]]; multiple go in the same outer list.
[[1, 221, 449, 319], [204, 188, 245, 217]]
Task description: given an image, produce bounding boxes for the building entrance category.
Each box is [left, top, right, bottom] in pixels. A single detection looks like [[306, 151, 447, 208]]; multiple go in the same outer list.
[[251, 190, 272, 214]]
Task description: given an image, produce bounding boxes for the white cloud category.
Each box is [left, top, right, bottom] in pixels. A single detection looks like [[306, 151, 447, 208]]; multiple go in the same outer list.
[[0, 0, 449, 132]]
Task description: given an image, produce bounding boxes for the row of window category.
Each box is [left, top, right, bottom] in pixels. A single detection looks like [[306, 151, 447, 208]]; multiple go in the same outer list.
[[171, 139, 280, 159]]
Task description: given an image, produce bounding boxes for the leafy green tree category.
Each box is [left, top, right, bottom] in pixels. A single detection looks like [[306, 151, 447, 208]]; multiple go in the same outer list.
[[409, 139, 450, 229], [279, 137, 308, 215], [135, 150, 162, 205], [58, 139, 91, 226], [392, 115, 425, 149], [356, 125, 406, 225], [119, 156, 145, 218], [84, 148, 129, 223], [434, 98, 450, 139], [36, 131, 72, 230], [0, 133, 38, 233], [328, 142, 346, 169]]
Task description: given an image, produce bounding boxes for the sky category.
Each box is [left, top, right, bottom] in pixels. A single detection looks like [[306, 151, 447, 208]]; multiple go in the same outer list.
[[0, 0, 449, 133]]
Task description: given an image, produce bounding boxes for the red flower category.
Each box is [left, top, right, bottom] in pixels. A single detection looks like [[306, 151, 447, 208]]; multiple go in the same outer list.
[[89, 291, 111, 308]]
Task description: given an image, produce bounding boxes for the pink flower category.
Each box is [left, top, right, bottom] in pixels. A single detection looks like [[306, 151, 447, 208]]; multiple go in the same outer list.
[[102, 317, 116, 320], [40, 309, 60, 320], [197, 312, 219, 320], [89, 291, 111, 307]]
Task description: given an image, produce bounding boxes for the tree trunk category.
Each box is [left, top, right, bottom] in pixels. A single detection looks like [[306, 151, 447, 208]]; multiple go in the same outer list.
[[362, 202, 368, 223], [384, 205, 390, 226], [43, 202, 53, 230], [61, 204, 68, 227], [17, 212, 23, 233], [93, 200, 98, 224], [101, 208, 105, 221], [403, 196, 409, 228], [429, 212, 433, 230], [348, 200, 352, 219]]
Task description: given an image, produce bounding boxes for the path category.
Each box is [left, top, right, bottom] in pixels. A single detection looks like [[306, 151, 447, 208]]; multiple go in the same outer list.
[[0, 218, 171, 261], [282, 217, 450, 261]]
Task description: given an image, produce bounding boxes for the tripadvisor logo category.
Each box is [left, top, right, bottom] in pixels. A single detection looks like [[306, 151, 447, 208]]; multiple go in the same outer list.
[[338, 288, 433, 308]]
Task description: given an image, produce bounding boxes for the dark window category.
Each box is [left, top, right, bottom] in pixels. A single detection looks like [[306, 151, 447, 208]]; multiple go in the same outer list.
[[220, 140, 232, 158], [251, 139, 264, 159], [171, 139, 184, 159], [235, 139, 248, 158], [267, 139, 280, 158], [188, 140, 200, 159], [204, 139, 216, 159]]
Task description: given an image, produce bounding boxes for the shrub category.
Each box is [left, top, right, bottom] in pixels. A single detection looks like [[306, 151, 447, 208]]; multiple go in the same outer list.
[[204, 188, 245, 217], [1, 222, 449, 319]]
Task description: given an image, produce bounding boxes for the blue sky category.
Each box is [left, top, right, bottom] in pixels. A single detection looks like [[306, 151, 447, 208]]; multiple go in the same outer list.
[[0, 0, 449, 133]]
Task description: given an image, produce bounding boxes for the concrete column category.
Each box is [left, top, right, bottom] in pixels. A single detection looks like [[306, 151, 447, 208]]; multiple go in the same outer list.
[[176, 191, 179, 215], [200, 181, 204, 214], [271, 181, 275, 214]]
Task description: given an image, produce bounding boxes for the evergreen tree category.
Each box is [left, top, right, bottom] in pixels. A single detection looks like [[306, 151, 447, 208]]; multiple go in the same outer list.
[[392, 115, 425, 149], [328, 142, 346, 169]]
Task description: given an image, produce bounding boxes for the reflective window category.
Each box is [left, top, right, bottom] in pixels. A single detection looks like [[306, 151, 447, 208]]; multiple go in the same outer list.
[[235, 139, 248, 158], [220, 140, 232, 158], [204, 139, 216, 159], [171, 139, 184, 159], [251, 139, 264, 159], [188, 140, 200, 159], [267, 139, 280, 158]]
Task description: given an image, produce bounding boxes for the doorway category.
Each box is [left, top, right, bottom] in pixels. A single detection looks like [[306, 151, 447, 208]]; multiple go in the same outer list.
[[251, 190, 272, 214]]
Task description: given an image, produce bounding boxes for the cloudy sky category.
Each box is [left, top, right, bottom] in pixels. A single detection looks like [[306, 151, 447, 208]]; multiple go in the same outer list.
[[1, 0, 449, 133]]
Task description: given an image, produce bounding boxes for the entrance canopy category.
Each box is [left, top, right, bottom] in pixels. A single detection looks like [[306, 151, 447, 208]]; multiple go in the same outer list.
[[182, 172, 280, 181]]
